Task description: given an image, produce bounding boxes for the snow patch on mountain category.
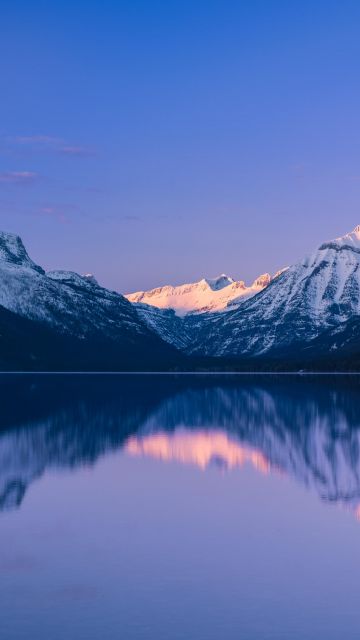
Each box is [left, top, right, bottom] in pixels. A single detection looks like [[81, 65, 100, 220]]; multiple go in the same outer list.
[[47, 270, 101, 292]]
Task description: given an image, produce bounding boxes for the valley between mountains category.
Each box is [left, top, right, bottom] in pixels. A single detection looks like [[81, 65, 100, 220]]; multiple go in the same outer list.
[[2, 226, 360, 370]]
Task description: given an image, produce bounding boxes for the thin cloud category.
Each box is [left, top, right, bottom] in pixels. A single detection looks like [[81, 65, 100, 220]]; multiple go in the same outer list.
[[0, 555, 38, 572], [12, 135, 62, 145], [121, 215, 142, 222], [58, 145, 95, 157], [8, 135, 96, 158], [86, 186, 103, 194], [290, 163, 308, 178], [39, 206, 70, 224], [52, 584, 99, 601], [0, 171, 39, 185]]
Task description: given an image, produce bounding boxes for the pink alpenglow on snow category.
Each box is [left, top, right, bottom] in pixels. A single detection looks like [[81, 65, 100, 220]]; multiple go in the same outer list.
[[125, 271, 283, 316]]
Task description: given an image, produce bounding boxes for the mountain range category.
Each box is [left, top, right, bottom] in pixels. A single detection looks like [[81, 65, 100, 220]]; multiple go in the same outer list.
[[1, 226, 360, 370], [126, 272, 279, 315]]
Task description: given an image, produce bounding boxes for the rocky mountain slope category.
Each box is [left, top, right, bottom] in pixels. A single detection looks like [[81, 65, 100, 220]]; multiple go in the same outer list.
[[0, 231, 181, 370]]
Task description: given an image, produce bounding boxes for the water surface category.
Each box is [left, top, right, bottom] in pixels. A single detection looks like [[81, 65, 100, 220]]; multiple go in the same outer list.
[[1, 374, 360, 639]]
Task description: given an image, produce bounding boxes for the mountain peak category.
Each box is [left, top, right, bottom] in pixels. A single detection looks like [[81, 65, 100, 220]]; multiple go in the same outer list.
[[0, 231, 44, 273], [252, 273, 271, 288], [204, 274, 234, 291], [331, 226, 360, 249], [82, 273, 99, 285]]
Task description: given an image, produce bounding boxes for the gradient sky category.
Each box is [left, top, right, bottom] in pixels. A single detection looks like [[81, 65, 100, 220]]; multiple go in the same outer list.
[[1, 1, 360, 293]]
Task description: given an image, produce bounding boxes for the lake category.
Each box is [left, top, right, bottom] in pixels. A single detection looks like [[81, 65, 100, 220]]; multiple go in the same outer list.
[[1, 374, 360, 639]]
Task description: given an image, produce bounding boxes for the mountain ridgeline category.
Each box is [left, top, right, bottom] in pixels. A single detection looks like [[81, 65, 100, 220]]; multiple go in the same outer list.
[[0, 232, 180, 370], [1, 227, 360, 370]]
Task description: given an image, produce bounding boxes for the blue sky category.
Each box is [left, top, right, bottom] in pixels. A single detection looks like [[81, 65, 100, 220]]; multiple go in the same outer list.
[[1, 0, 360, 292]]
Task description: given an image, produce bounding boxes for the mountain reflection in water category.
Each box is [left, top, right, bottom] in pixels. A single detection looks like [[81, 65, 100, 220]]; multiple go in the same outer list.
[[125, 430, 271, 473], [1, 374, 360, 515]]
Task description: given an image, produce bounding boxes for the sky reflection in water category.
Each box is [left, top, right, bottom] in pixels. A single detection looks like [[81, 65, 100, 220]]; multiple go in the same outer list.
[[1, 374, 360, 640]]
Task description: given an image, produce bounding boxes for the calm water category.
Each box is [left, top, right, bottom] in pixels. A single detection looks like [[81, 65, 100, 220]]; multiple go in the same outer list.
[[1, 374, 360, 639]]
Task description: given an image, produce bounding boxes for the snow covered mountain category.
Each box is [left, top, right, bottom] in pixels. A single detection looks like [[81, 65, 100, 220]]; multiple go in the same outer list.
[[126, 272, 275, 315], [129, 224, 360, 362], [188, 224, 360, 357], [0, 231, 180, 370], [2, 224, 360, 369]]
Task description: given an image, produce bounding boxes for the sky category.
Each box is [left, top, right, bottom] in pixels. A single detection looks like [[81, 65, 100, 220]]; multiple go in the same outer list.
[[1, 0, 360, 293]]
